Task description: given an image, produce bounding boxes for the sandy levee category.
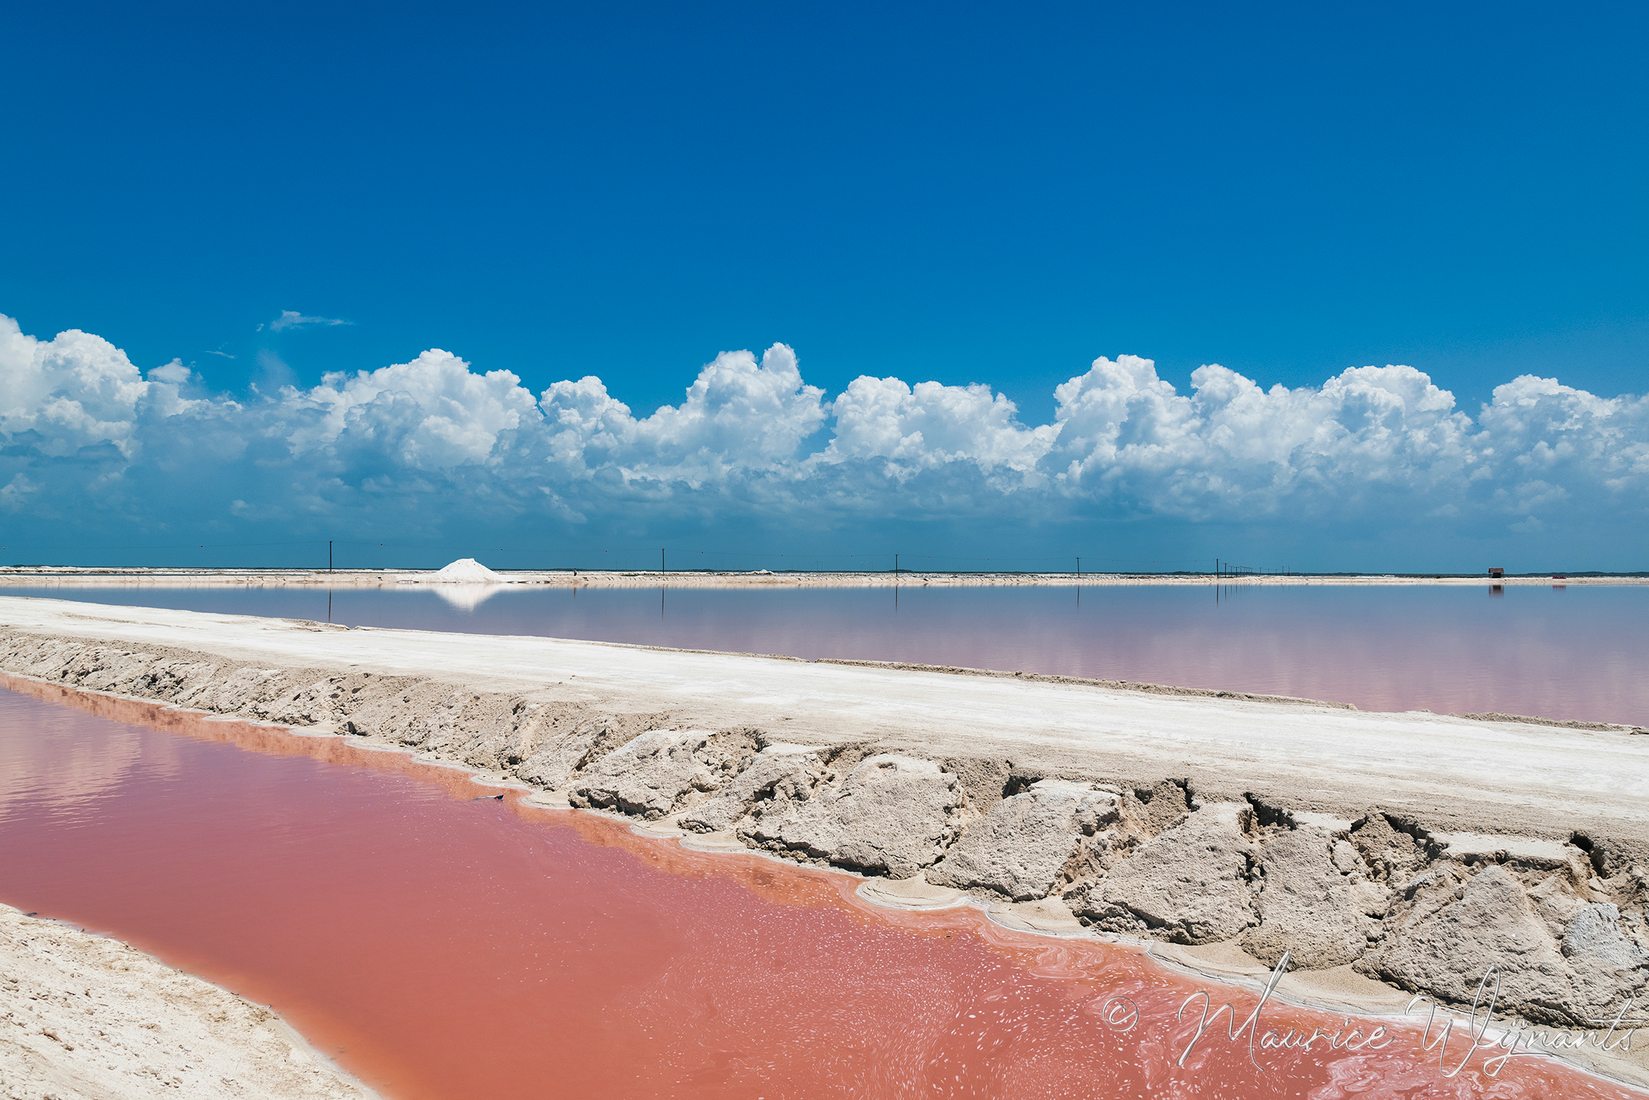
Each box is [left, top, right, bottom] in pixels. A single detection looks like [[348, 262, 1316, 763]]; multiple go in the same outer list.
[[0, 596, 1641, 838], [0, 903, 371, 1100], [3, 590, 1649, 1088]]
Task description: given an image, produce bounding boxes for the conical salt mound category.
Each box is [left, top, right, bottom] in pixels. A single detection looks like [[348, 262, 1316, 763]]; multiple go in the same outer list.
[[429, 558, 504, 584]]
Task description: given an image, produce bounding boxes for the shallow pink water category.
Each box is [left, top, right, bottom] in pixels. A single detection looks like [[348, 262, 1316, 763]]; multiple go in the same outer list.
[[0, 680, 1642, 1098]]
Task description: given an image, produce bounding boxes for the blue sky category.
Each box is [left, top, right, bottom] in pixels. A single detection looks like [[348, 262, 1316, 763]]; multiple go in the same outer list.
[[2, 3, 1646, 569]]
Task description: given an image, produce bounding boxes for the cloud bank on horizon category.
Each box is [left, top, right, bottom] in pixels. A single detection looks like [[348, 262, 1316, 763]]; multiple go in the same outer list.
[[1, 312, 1645, 567]]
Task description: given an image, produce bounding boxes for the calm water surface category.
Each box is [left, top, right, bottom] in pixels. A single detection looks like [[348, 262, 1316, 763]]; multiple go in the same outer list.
[[0, 680, 1639, 1099], [3, 584, 1644, 725]]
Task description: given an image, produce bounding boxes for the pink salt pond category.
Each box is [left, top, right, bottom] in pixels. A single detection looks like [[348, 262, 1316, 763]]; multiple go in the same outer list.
[[6, 583, 1644, 727], [0, 678, 1641, 1099]]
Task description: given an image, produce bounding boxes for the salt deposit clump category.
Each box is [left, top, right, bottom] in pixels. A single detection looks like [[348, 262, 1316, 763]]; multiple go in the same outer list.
[[427, 558, 504, 584]]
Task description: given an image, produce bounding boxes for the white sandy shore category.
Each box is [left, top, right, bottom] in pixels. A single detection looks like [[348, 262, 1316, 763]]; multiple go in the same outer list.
[[1, 595, 1642, 840], [0, 566, 1641, 589], [0, 904, 371, 1099]]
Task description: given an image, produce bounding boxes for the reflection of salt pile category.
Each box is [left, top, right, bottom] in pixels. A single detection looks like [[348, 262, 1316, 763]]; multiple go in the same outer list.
[[428, 558, 504, 583], [431, 584, 501, 611], [410, 558, 506, 611]]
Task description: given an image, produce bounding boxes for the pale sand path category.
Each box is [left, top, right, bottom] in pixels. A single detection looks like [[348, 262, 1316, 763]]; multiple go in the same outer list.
[[2, 595, 1645, 844], [0, 904, 371, 1100]]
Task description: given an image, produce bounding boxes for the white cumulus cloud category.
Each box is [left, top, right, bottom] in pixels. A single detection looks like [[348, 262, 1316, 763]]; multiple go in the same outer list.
[[826, 377, 1055, 481], [1, 310, 1645, 554], [0, 315, 150, 457], [286, 349, 538, 470]]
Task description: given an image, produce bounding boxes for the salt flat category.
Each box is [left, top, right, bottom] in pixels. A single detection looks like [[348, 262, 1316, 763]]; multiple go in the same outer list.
[[1, 594, 1642, 843]]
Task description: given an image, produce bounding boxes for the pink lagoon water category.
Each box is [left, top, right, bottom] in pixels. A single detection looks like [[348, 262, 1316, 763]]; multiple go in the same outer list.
[[1, 679, 1643, 1099], [3, 583, 1644, 725]]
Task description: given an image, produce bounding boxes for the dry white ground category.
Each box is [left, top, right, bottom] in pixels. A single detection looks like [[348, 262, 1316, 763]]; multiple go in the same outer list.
[[0, 595, 1642, 841], [0, 904, 370, 1100]]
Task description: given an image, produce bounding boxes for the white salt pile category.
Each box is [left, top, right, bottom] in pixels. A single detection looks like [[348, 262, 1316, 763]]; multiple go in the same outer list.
[[428, 558, 505, 584]]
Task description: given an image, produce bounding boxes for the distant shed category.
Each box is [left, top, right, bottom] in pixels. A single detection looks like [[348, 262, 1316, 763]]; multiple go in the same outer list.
[[1488, 567, 1505, 578]]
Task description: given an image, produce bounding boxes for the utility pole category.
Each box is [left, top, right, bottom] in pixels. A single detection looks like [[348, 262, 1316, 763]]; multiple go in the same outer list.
[[660, 547, 665, 579], [328, 540, 333, 573], [895, 552, 900, 580], [1076, 555, 1082, 580]]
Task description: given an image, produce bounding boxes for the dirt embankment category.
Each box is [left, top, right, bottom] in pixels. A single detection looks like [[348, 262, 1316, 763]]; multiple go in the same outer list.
[[2, 618, 1647, 1064]]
